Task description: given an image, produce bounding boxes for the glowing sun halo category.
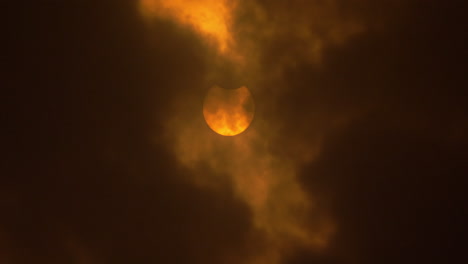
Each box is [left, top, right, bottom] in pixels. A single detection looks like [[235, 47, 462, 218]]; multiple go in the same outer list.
[[203, 86, 255, 136]]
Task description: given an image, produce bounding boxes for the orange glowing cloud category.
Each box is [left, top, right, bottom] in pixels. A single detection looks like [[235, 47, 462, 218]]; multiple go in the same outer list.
[[140, 0, 236, 55], [164, 88, 335, 263], [141, 1, 371, 262]]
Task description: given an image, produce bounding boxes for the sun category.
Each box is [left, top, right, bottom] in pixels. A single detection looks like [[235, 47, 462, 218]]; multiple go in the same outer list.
[[203, 86, 255, 136]]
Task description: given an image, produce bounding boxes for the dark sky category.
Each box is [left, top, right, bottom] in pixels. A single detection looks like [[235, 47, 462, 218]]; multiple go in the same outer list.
[[3, 0, 467, 263]]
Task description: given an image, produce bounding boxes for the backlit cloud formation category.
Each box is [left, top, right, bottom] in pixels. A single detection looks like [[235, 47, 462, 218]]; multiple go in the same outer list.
[[140, 0, 237, 57], [141, 0, 366, 263]]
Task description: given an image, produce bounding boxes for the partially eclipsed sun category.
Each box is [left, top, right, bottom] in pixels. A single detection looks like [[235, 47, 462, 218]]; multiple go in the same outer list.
[[203, 86, 255, 136]]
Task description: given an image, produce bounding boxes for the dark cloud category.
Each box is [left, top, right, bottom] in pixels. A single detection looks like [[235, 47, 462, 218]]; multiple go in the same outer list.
[[299, 116, 467, 264], [3, 0, 467, 263], [278, 0, 468, 263]]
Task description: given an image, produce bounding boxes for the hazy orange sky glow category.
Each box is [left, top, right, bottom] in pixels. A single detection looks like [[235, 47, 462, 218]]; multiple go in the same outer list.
[[6, 1, 467, 264]]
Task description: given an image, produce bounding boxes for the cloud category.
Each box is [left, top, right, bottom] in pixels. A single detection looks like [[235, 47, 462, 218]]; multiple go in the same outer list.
[[140, 0, 240, 60], [139, 1, 380, 263]]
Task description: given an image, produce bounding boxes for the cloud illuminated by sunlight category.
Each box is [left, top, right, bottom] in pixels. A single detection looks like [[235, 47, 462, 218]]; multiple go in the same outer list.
[[164, 92, 335, 264], [140, 0, 237, 57], [141, 1, 370, 263]]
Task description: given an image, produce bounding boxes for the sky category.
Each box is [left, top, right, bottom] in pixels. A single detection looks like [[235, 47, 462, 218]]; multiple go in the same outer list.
[[3, 0, 467, 263]]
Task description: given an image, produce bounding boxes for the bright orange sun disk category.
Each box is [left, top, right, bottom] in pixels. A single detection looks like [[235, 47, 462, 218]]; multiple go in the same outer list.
[[203, 86, 254, 136]]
